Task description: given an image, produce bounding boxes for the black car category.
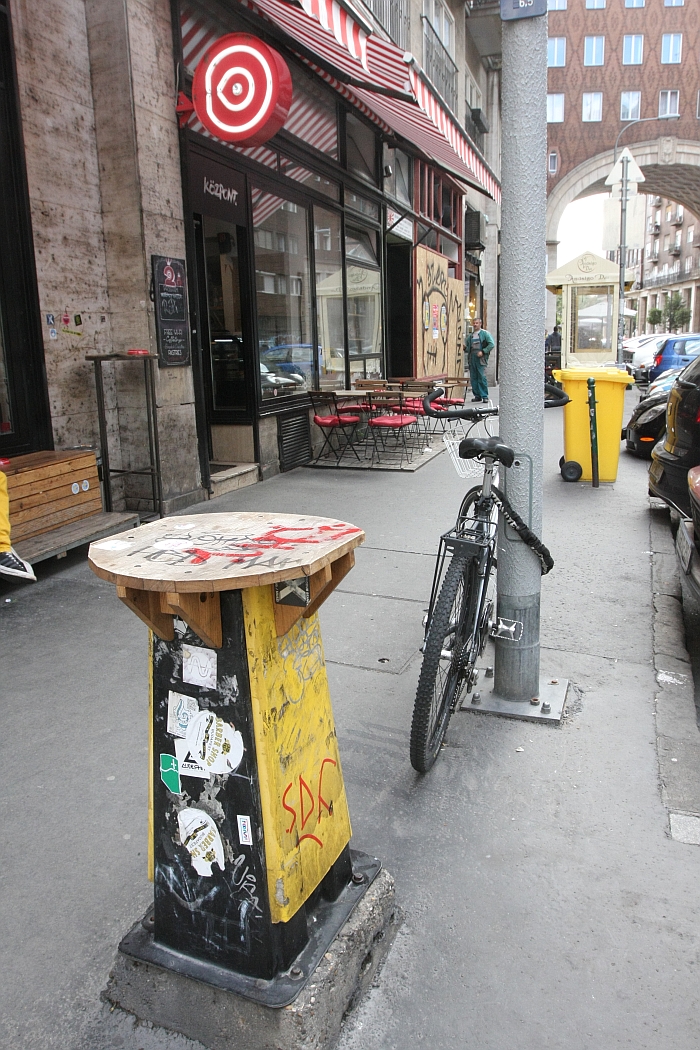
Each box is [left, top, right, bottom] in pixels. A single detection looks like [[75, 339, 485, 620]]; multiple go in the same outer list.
[[649, 355, 700, 515], [624, 389, 668, 458]]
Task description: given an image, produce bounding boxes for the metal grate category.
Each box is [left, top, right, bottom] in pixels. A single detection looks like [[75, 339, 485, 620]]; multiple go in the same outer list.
[[278, 412, 312, 471]]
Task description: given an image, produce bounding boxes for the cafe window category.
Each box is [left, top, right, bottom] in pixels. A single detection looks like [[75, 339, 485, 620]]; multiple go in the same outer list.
[[314, 207, 345, 390], [417, 162, 460, 237], [346, 191, 380, 221], [345, 224, 383, 382], [284, 66, 339, 159], [279, 156, 339, 200], [202, 218, 250, 415], [346, 112, 378, 184], [383, 145, 412, 207], [252, 187, 313, 399]]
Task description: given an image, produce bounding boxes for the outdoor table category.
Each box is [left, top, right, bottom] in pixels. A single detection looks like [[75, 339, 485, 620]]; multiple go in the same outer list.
[[88, 512, 376, 1005]]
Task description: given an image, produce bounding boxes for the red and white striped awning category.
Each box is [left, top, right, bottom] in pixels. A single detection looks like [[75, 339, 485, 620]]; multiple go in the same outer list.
[[297, 0, 369, 70], [181, 1, 499, 201]]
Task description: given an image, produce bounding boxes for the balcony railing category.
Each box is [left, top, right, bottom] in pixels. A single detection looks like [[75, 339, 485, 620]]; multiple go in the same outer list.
[[422, 16, 458, 113], [363, 0, 409, 50], [641, 268, 696, 289], [671, 212, 684, 226]]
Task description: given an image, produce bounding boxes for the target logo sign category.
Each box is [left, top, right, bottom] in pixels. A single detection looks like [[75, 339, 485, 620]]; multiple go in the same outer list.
[[192, 34, 293, 146]]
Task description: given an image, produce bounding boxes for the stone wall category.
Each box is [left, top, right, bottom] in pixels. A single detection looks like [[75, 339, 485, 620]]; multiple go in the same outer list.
[[9, 0, 203, 510]]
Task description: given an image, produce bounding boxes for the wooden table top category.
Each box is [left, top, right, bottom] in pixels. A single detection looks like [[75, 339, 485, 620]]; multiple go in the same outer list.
[[88, 512, 365, 592]]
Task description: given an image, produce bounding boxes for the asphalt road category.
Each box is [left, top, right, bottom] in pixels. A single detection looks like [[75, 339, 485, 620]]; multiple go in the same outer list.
[[1, 394, 699, 1049]]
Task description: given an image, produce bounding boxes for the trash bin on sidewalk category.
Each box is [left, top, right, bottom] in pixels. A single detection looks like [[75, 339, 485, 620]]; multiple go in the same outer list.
[[88, 512, 376, 1006], [553, 367, 633, 482]]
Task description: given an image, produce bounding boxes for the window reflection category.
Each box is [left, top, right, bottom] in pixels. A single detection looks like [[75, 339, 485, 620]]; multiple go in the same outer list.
[[314, 207, 345, 390], [204, 219, 248, 413], [253, 187, 312, 398], [347, 266, 382, 382]]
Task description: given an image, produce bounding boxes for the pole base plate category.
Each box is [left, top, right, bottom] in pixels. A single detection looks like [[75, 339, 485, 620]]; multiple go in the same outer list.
[[117, 849, 380, 1008], [459, 675, 569, 723]]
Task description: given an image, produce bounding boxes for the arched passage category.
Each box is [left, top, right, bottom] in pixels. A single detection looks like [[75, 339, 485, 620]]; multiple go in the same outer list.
[[545, 137, 700, 329]]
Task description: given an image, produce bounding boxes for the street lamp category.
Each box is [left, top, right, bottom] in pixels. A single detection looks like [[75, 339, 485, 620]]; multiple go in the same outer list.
[[610, 114, 680, 362]]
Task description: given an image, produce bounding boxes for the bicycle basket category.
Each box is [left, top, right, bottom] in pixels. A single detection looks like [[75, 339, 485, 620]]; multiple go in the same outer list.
[[443, 411, 499, 479]]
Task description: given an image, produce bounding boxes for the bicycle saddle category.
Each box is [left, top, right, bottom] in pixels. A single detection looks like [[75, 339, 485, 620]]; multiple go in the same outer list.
[[458, 436, 515, 467]]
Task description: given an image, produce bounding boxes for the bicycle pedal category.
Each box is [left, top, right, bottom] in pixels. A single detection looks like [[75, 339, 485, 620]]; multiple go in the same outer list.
[[490, 617, 523, 641]]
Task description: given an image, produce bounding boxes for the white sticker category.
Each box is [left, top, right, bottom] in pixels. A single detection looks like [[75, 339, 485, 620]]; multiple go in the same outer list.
[[92, 539, 133, 551], [71, 482, 80, 495], [174, 736, 210, 779], [167, 690, 199, 738], [237, 815, 253, 846], [183, 644, 217, 689], [152, 538, 191, 551], [173, 522, 196, 529], [81, 479, 90, 491], [185, 711, 244, 775], [177, 808, 225, 876]]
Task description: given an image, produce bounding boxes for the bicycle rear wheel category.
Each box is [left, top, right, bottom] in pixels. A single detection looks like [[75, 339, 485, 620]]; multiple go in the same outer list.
[[410, 551, 476, 772]]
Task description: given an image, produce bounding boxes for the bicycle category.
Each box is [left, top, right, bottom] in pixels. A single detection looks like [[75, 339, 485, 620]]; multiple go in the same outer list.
[[409, 385, 565, 773]]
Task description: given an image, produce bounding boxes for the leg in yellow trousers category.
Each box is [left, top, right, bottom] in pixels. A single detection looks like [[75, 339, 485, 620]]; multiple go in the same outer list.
[[0, 471, 35, 580]]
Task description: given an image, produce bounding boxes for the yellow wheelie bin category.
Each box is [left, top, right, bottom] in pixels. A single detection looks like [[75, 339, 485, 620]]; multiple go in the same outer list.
[[552, 367, 633, 482]]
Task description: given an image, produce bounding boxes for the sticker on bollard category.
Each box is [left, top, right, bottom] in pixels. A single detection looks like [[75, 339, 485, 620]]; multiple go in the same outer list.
[[89, 513, 374, 1005]]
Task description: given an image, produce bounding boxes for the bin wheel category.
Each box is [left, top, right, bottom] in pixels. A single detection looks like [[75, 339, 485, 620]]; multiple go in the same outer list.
[[561, 460, 583, 482], [559, 456, 565, 469]]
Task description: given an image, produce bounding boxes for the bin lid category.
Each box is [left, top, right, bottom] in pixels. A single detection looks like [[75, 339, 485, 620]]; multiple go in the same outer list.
[[553, 367, 633, 385]]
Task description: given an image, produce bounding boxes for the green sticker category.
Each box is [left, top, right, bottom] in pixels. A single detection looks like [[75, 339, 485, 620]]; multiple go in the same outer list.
[[160, 753, 182, 795]]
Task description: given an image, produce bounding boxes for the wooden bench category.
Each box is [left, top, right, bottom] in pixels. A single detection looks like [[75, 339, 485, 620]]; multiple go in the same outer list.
[[4, 450, 139, 564]]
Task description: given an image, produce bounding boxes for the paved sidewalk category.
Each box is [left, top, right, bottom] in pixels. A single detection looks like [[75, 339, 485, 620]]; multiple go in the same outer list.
[[2, 394, 700, 1050]]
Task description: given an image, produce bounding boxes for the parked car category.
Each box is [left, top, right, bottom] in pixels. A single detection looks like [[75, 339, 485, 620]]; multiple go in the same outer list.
[[623, 337, 663, 383], [648, 355, 700, 515], [259, 362, 302, 393], [647, 334, 700, 383], [624, 388, 669, 457], [647, 368, 683, 397]]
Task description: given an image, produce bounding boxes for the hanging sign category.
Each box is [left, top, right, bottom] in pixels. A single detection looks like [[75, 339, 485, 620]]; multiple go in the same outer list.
[[192, 33, 292, 146], [500, 0, 546, 18], [151, 256, 191, 368]]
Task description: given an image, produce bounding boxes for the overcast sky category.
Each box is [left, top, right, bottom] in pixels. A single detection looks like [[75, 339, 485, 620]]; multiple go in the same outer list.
[[557, 195, 607, 267]]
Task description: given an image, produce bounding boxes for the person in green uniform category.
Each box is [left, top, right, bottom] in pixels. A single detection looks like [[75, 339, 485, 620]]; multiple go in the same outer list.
[[467, 318, 495, 402]]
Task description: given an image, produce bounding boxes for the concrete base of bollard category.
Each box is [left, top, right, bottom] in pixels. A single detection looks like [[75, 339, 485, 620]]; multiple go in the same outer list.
[[103, 868, 401, 1050]]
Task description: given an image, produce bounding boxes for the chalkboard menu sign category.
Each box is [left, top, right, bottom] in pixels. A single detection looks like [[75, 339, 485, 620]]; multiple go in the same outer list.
[[152, 256, 191, 367]]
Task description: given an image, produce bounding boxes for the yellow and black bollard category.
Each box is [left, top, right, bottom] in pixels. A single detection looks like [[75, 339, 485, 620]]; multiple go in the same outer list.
[[89, 512, 375, 1006]]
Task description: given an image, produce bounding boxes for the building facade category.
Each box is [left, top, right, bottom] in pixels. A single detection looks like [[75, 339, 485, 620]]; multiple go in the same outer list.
[[624, 195, 700, 333], [0, 0, 501, 509], [545, 0, 700, 331]]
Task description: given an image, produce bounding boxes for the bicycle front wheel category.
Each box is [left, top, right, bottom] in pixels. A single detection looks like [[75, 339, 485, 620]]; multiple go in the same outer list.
[[410, 551, 473, 773]]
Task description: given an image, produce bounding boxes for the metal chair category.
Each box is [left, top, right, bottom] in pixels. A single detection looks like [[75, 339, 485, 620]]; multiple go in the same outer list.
[[310, 392, 362, 464]]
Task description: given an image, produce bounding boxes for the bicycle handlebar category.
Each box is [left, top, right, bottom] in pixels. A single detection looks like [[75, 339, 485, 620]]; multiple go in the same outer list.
[[422, 387, 500, 421], [544, 381, 570, 408]]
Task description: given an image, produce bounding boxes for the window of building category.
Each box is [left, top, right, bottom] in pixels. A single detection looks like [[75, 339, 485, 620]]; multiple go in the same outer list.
[[688, 225, 695, 243], [548, 152, 558, 174], [666, 205, 672, 221], [547, 93, 565, 122], [655, 209, 661, 224], [646, 241, 651, 258], [665, 0, 683, 6], [382, 146, 412, 207], [582, 92, 603, 121], [423, 0, 454, 54], [345, 112, 378, 184], [313, 207, 345, 391], [659, 90, 680, 117], [585, 0, 605, 7], [252, 187, 312, 400], [677, 205, 684, 221], [654, 238, 659, 255], [547, 0, 567, 8], [661, 34, 682, 64], [622, 35, 643, 65], [625, 0, 644, 6], [685, 256, 692, 272], [466, 71, 482, 111], [345, 226, 382, 382], [620, 91, 641, 120], [696, 90, 700, 118], [417, 162, 460, 237], [548, 37, 566, 67], [664, 234, 671, 251], [584, 36, 605, 66]]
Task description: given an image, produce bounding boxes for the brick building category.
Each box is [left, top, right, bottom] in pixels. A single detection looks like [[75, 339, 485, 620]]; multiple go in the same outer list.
[[545, 0, 700, 330]]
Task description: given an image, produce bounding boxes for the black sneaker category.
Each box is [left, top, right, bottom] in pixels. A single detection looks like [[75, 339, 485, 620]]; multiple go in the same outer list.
[[470, 397, 483, 402], [0, 548, 36, 581]]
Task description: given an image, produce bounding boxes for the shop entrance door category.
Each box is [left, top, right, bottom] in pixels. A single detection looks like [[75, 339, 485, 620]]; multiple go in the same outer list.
[[386, 243, 412, 379], [194, 216, 257, 471]]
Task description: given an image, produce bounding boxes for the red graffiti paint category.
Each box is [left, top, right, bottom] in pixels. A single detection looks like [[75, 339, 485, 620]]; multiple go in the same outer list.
[[282, 757, 339, 848]]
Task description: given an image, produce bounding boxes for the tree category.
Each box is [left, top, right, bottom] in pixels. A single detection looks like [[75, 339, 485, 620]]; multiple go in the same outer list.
[[647, 308, 662, 329], [663, 292, 691, 332]]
